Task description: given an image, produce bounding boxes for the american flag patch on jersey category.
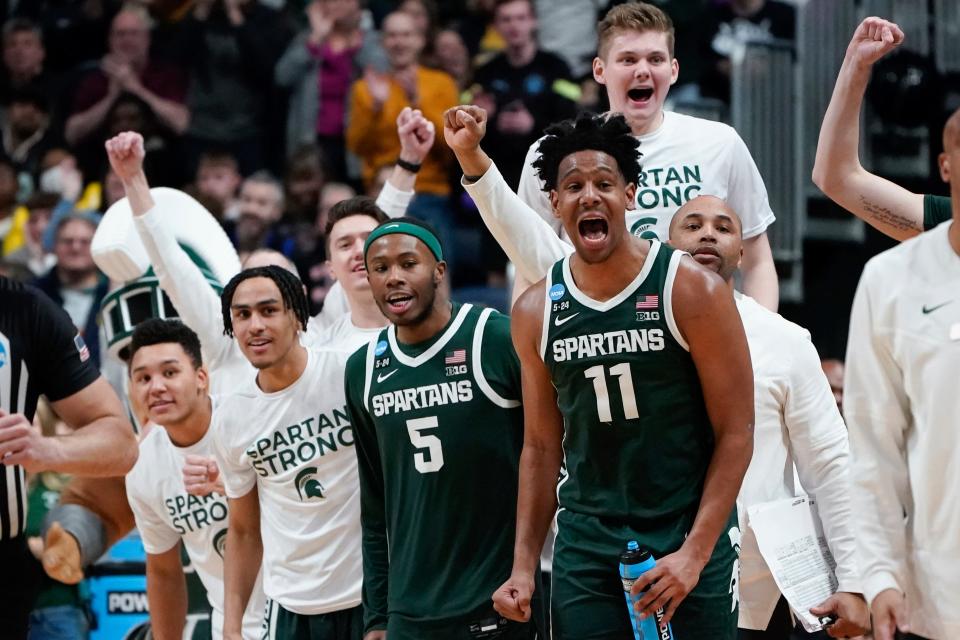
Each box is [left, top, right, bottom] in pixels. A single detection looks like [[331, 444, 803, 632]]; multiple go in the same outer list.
[[445, 349, 466, 364], [74, 334, 90, 362], [635, 295, 659, 309]]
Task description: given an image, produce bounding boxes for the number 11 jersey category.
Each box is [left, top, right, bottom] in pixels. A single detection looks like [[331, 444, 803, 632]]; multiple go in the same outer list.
[[542, 240, 714, 526]]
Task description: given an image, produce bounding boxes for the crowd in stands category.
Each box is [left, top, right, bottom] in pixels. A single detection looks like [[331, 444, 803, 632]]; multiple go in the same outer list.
[[0, 0, 796, 330]]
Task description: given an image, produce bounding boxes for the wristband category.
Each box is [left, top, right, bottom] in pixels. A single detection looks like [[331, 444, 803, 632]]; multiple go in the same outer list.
[[396, 158, 422, 173]]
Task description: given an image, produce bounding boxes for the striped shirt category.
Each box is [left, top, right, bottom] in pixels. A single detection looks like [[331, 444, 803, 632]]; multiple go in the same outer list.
[[0, 276, 99, 539]]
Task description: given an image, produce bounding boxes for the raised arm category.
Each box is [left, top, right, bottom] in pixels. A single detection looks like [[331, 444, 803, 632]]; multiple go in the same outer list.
[[493, 279, 564, 622], [443, 105, 573, 286], [811, 18, 922, 240], [105, 132, 234, 369], [633, 258, 753, 623]]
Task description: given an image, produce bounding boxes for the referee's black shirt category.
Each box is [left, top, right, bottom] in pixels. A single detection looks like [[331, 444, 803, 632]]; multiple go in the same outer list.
[[0, 276, 99, 540]]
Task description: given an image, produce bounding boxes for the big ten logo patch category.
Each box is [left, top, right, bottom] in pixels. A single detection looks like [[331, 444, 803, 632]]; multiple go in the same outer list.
[[245, 408, 354, 478], [164, 493, 228, 535]]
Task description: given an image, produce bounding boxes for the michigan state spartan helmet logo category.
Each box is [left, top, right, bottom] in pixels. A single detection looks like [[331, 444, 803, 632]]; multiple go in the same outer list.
[[213, 528, 228, 560], [91, 188, 241, 361], [295, 467, 326, 501]]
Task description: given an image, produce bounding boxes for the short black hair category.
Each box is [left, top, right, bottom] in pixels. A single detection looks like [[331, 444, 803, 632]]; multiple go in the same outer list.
[[128, 318, 203, 372], [533, 112, 642, 192], [220, 265, 310, 337], [324, 196, 389, 247]]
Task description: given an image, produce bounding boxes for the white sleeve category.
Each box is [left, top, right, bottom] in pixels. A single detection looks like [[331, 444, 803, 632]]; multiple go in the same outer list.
[[463, 162, 573, 284], [725, 131, 776, 239], [125, 473, 180, 555], [782, 331, 860, 594], [133, 208, 233, 370], [517, 138, 563, 235], [211, 411, 258, 499], [374, 180, 414, 219], [843, 262, 911, 602]]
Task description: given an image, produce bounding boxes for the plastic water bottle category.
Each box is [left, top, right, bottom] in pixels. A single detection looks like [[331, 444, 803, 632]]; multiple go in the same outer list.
[[619, 541, 674, 640]]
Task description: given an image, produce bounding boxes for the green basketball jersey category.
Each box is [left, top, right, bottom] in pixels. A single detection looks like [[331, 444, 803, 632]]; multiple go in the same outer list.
[[542, 241, 714, 526], [344, 303, 524, 632]]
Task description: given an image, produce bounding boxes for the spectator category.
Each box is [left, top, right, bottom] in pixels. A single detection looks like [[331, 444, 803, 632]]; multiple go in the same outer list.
[[64, 5, 189, 150], [12, 0, 111, 73], [4, 191, 58, 277], [223, 171, 293, 261], [473, 0, 578, 189], [398, 0, 439, 65], [435, 29, 472, 95], [275, 0, 386, 179], [283, 144, 326, 225], [195, 150, 242, 221], [33, 213, 109, 368], [699, 0, 795, 103], [2, 86, 60, 179], [302, 180, 356, 312], [178, 0, 290, 176], [0, 18, 62, 114], [345, 11, 458, 261]]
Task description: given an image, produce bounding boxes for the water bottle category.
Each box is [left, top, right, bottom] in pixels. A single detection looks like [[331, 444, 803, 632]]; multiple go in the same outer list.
[[619, 541, 674, 640]]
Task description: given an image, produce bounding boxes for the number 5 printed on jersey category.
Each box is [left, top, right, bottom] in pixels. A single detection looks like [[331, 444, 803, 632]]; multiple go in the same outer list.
[[406, 416, 445, 473]]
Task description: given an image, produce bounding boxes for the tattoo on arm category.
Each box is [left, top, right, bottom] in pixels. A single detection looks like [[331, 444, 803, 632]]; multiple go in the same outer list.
[[858, 195, 921, 232]]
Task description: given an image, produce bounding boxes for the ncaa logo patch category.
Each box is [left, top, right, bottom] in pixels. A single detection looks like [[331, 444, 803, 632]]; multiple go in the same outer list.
[[374, 340, 388, 356], [548, 284, 566, 301]]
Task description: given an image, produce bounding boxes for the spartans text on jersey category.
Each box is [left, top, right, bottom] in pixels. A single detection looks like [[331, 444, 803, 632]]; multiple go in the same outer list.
[[552, 328, 665, 362]]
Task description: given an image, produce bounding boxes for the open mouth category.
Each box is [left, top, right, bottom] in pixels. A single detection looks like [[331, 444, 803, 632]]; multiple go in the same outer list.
[[578, 217, 609, 246], [627, 87, 654, 104], [351, 264, 366, 274], [386, 292, 414, 315]]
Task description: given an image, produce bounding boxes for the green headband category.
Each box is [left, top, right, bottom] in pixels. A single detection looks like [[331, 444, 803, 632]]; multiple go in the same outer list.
[[363, 221, 444, 262]]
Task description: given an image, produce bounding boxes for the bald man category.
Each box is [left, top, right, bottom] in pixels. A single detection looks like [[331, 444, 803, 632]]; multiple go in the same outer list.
[[668, 197, 868, 639], [813, 17, 952, 240], [843, 106, 960, 640]]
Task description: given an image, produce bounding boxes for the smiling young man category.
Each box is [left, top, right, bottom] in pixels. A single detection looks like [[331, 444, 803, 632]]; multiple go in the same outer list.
[[124, 318, 265, 639], [484, 112, 754, 639], [212, 266, 362, 640], [513, 2, 779, 310], [344, 218, 537, 639]]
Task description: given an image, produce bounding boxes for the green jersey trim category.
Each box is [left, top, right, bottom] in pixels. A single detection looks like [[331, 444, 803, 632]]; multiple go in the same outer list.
[[386, 303, 474, 368], [561, 240, 662, 312], [539, 267, 554, 360], [472, 307, 521, 408], [663, 249, 689, 351], [362, 336, 377, 412]]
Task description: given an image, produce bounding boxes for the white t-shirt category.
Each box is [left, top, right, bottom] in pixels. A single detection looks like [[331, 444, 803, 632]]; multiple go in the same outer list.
[[307, 312, 382, 356], [125, 408, 265, 639], [517, 110, 776, 242], [212, 347, 362, 615]]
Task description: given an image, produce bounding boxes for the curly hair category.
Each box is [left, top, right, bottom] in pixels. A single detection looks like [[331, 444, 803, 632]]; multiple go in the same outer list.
[[220, 265, 309, 337], [532, 112, 642, 193]]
